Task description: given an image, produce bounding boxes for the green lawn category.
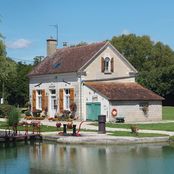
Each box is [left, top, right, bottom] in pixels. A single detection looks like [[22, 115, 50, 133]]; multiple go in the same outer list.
[[0, 121, 60, 132], [105, 122, 174, 131], [91, 122, 174, 131], [163, 106, 174, 120], [110, 131, 167, 137]]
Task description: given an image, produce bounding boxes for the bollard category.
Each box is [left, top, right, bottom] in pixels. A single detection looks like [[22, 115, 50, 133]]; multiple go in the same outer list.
[[63, 124, 67, 134], [72, 125, 76, 136], [98, 115, 106, 134]]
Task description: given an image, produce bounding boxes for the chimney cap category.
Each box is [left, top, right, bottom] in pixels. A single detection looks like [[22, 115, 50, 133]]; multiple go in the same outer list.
[[47, 36, 57, 42]]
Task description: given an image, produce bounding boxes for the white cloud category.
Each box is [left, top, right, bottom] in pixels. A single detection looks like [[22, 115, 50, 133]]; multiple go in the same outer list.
[[121, 29, 130, 35], [7, 39, 31, 49]]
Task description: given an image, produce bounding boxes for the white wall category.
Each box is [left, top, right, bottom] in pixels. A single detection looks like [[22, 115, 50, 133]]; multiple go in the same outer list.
[[83, 45, 136, 82], [82, 85, 110, 121], [29, 73, 80, 117], [110, 101, 162, 122]]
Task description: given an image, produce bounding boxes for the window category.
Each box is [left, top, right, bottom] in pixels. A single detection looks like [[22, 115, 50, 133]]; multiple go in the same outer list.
[[101, 57, 114, 73], [50, 89, 56, 95], [64, 89, 70, 110], [37, 90, 42, 110], [104, 57, 110, 72], [50, 90, 57, 110]]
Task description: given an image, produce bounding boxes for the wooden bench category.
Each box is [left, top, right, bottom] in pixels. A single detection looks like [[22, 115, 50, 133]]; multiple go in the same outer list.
[[115, 116, 125, 123]]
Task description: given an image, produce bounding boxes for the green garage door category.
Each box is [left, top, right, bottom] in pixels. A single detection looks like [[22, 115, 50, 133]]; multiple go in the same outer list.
[[86, 102, 101, 121]]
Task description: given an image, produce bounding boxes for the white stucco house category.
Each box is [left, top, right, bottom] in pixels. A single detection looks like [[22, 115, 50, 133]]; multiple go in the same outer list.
[[28, 39, 163, 122]]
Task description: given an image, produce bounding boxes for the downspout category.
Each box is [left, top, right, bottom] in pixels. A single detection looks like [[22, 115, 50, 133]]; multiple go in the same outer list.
[[79, 75, 82, 120], [77, 71, 86, 120]]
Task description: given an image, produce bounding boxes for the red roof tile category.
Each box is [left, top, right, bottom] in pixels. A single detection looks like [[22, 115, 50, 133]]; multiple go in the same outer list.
[[28, 42, 106, 76], [84, 82, 164, 101]]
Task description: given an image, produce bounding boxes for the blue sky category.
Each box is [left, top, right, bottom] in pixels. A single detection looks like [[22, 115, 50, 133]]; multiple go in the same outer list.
[[0, 0, 174, 63]]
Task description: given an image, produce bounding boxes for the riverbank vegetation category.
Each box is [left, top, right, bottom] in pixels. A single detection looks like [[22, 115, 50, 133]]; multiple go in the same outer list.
[[105, 122, 174, 131], [110, 131, 167, 137]]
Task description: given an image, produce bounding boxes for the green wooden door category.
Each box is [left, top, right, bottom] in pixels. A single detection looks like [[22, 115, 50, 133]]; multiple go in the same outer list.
[[86, 102, 101, 121]]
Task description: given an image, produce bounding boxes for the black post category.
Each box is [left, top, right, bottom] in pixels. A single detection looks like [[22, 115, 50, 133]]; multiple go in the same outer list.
[[63, 124, 67, 134], [72, 125, 76, 136], [98, 115, 106, 134]]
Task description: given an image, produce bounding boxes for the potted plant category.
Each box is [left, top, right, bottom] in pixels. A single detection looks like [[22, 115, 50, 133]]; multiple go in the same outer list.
[[142, 105, 148, 115]]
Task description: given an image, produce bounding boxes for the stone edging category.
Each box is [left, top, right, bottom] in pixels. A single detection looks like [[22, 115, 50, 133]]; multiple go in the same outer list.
[[42, 134, 169, 145]]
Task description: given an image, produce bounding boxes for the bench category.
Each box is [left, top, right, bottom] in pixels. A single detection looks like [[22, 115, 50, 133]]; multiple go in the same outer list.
[[115, 116, 125, 123]]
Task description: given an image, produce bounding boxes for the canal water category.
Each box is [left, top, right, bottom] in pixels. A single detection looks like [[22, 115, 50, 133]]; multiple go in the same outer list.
[[0, 141, 174, 174]]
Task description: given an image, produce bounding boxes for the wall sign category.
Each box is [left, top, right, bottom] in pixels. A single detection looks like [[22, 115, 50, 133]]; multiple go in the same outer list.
[[49, 83, 55, 89], [92, 95, 98, 102]]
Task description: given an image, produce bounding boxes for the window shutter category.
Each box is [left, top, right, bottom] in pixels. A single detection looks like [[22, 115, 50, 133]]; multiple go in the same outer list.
[[70, 88, 74, 105], [42, 90, 46, 111], [32, 90, 36, 112], [101, 57, 105, 72], [45, 96, 48, 112], [59, 89, 64, 113], [111, 57, 114, 72]]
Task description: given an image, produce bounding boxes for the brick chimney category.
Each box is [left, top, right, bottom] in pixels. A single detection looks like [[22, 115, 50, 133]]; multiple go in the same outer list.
[[47, 37, 57, 56]]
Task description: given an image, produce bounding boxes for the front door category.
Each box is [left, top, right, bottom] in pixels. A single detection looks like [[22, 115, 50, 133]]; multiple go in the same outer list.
[[50, 89, 57, 117], [86, 102, 101, 121]]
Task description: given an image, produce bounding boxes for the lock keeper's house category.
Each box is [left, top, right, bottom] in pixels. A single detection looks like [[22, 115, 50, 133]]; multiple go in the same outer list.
[[28, 39, 163, 122]]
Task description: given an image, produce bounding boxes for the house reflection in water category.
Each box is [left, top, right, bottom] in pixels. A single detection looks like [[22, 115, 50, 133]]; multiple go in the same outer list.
[[28, 142, 174, 174], [0, 142, 174, 174]]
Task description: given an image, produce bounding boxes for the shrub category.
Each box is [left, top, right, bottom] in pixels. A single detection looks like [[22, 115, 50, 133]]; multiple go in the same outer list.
[[25, 110, 31, 116], [7, 107, 20, 126], [32, 109, 42, 117], [0, 104, 13, 118], [130, 125, 139, 135], [169, 136, 174, 141]]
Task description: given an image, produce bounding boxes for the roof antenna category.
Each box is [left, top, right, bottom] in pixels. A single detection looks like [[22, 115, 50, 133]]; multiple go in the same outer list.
[[49, 24, 58, 46]]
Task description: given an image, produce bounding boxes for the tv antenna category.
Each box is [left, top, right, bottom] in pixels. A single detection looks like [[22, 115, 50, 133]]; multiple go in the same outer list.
[[49, 24, 58, 46]]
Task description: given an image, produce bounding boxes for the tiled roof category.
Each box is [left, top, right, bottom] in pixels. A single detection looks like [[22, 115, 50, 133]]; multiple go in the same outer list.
[[84, 82, 164, 101], [28, 41, 106, 76]]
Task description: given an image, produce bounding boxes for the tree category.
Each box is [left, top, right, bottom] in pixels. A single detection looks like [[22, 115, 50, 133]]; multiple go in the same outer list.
[[33, 56, 44, 66], [6, 62, 32, 106], [110, 34, 174, 105], [110, 34, 174, 71]]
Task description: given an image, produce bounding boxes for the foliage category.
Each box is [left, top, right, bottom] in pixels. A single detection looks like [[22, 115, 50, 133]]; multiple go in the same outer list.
[[0, 104, 13, 118], [7, 106, 20, 126], [32, 109, 42, 117], [70, 41, 87, 47], [110, 34, 174, 103], [130, 125, 139, 135], [0, 121, 60, 132], [25, 110, 31, 116], [169, 136, 174, 141], [4, 61, 32, 106], [33, 56, 44, 66]]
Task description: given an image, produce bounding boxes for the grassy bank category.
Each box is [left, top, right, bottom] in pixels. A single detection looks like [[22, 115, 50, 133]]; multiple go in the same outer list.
[[0, 121, 60, 132], [105, 122, 174, 131], [110, 131, 167, 137], [163, 106, 174, 120]]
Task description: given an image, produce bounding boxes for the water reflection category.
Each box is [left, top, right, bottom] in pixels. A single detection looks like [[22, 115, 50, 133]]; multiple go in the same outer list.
[[0, 142, 174, 174]]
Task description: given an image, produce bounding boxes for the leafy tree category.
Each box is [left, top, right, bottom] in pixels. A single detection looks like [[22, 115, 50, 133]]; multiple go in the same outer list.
[[33, 56, 44, 66], [110, 34, 174, 105], [110, 34, 174, 71], [6, 62, 32, 106]]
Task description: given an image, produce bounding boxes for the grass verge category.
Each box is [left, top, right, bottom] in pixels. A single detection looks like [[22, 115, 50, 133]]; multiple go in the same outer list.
[[91, 122, 174, 131], [0, 121, 61, 132], [109, 131, 168, 137], [163, 106, 174, 120]]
